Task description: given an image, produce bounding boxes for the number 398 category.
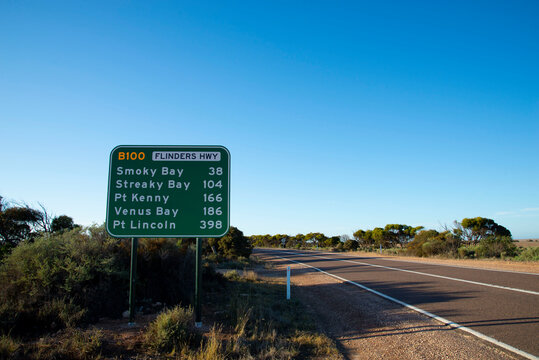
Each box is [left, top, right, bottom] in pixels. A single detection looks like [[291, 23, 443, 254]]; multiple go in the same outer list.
[[200, 220, 223, 229]]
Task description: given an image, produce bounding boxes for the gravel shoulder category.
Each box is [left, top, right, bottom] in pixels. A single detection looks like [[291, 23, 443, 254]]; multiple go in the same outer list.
[[254, 253, 528, 360]]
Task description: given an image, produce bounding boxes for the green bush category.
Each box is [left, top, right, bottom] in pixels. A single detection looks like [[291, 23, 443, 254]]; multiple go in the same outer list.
[[458, 245, 477, 259], [475, 236, 518, 258], [342, 239, 359, 251], [407, 230, 440, 257], [0, 227, 125, 334], [421, 239, 446, 257], [145, 306, 200, 354], [514, 247, 539, 261], [0, 225, 197, 336], [223, 270, 241, 281], [407, 230, 460, 257], [207, 227, 252, 259], [381, 248, 402, 256]]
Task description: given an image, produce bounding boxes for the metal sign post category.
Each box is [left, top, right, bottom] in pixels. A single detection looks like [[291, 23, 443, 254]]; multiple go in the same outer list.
[[195, 238, 203, 327], [128, 237, 138, 325]]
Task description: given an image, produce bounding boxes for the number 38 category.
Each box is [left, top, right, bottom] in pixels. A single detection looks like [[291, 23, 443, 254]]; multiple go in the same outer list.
[[208, 167, 223, 175]]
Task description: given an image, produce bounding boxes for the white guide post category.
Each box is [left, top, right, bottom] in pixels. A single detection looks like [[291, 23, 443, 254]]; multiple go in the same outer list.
[[286, 266, 291, 300]]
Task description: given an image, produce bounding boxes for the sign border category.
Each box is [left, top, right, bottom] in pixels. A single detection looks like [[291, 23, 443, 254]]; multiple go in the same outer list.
[[106, 145, 230, 238]]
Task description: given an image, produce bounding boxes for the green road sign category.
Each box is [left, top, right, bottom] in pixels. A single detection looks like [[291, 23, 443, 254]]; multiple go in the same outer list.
[[106, 145, 230, 238]]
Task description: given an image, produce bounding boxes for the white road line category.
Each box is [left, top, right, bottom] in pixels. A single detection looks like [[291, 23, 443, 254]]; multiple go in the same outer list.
[[378, 257, 539, 276], [313, 250, 539, 276], [267, 248, 539, 276], [272, 253, 539, 360], [277, 250, 539, 296]]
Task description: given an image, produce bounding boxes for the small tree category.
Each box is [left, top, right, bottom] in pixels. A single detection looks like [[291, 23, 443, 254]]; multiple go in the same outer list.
[[0, 197, 41, 253], [385, 224, 424, 248], [455, 217, 512, 244], [304, 232, 327, 248], [210, 227, 252, 259], [372, 227, 393, 248], [353, 230, 365, 243], [343, 239, 359, 251], [51, 215, 76, 233], [324, 236, 341, 248], [287, 234, 306, 249]]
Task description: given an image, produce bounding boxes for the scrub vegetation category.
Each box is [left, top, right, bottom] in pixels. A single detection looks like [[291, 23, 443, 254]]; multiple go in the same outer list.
[[0, 195, 339, 359]]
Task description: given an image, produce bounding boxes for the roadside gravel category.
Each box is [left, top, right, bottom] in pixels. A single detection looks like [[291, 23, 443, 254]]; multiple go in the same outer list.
[[255, 253, 527, 360], [344, 251, 539, 274]]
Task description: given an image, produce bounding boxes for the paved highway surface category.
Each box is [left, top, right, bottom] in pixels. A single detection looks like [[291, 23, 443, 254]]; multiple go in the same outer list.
[[255, 248, 539, 359]]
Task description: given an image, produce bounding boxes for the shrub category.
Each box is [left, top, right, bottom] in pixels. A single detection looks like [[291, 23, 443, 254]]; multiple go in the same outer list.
[[224, 270, 241, 281], [407, 230, 459, 257], [458, 245, 477, 259], [0, 227, 125, 334], [475, 236, 518, 258], [407, 230, 439, 257], [0, 225, 197, 336], [515, 247, 539, 261], [381, 248, 402, 255], [145, 306, 200, 354], [421, 239, 446, 257], [208, 227, 252, 259], [342, 239, 359, 251]]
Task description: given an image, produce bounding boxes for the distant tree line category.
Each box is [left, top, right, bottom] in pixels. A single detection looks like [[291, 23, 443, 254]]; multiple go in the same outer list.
[[1, 193, 531, 263], [250, 232, 342, 249], [249, 217, 529, 260]]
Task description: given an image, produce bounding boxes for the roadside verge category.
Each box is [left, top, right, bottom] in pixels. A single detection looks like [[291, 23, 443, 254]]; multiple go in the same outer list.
[[254, 252, 528, 360]]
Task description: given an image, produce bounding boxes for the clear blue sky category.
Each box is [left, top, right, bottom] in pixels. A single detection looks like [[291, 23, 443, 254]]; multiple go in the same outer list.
[[1, 1, 538, 238]]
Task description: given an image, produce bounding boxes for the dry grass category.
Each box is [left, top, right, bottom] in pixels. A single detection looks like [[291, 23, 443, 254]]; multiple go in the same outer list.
[[243, 269, 258, 281], [292, 330, 342, 357], [0, 335, 20, 359], [33, 327, 104, 360], [515, 239, 539, 248], [187, 326, 225, 360]]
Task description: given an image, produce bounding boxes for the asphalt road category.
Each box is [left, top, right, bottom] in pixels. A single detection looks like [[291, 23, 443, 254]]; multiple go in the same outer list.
[[254, 248, 539, 359]]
